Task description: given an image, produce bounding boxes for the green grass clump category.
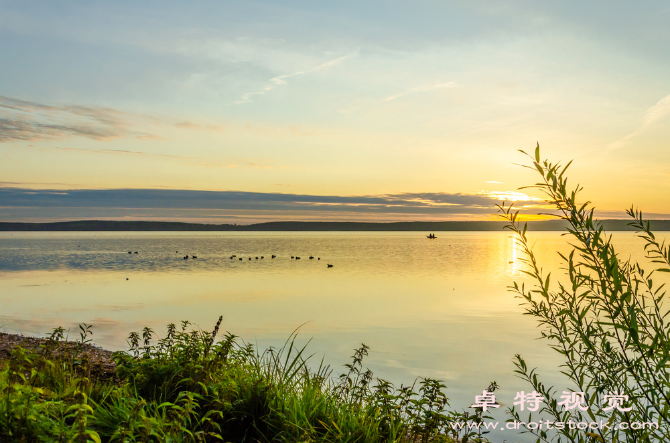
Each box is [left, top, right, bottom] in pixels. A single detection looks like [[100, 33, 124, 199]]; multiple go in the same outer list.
[[1, 318, 492, 442]]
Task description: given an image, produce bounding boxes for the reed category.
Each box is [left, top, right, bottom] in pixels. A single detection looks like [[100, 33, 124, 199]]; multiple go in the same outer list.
[[498, 145, 670, 442]]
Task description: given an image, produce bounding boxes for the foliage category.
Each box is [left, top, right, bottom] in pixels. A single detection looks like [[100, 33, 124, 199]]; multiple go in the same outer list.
[[498, 145, 670, 442], [0, 316, 492, 442]]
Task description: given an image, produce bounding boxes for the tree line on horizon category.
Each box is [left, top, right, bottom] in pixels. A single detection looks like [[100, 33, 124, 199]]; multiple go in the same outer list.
[[2, 219, 670, 231]]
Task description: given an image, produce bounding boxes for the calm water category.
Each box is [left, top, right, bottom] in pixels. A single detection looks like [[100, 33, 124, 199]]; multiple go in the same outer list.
[[0, 231, 662, 441]]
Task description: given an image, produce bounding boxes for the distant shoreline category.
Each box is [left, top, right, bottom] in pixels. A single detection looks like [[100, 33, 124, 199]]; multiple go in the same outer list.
[[2, 219, 670, 231]]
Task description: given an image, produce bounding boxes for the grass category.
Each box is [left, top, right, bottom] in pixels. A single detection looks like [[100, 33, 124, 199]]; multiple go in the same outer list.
[[0, 317, 493, 443]]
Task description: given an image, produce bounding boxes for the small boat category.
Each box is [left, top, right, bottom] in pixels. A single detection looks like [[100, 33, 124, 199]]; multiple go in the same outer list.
[[426, 233, 437, 239]]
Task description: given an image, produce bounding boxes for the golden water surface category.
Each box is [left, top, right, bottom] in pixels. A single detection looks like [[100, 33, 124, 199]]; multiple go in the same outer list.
[[0, 230, 663, 438]]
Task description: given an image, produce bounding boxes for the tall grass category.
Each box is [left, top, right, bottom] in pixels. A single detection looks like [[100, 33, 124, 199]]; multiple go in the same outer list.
[[1, 316, 492, 442]]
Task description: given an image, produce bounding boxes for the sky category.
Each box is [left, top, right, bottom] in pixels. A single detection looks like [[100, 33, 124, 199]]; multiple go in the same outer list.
[[1, 0, 669, 223]]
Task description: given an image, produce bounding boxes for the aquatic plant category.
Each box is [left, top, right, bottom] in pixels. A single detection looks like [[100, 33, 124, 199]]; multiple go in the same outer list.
[[498, 145, 670, 442]]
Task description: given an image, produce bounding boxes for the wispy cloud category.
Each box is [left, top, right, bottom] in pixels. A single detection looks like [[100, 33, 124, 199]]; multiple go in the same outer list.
[[0, 96, 155, 143], [53, 146, 193, 160], [0, 96, 244, 144], [173, 121, 225, 131], [232, 54, 353, 105], [609, 92, 670, 150], [384, 81, 459, 102], [0, 181, 83, 188], [642, 93, 670, 128], [191, 162, 239, 169], [21, 143, 263, 172]]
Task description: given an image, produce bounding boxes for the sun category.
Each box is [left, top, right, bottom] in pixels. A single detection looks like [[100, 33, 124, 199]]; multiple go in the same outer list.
[[480, 190, 543, 202]]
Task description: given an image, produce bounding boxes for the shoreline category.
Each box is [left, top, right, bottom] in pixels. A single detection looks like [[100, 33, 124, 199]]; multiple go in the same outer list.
[[0, 331, 116, 379], [3, 219, 670, 231]]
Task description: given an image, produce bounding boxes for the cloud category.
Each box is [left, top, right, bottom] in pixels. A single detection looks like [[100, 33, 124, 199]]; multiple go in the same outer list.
[[0, 188, 544, 222], [53, 146, 193, 160], [232, 54, 353, 104], [191, 162, 239, 169], [173, 121, 224, 131], [642, 93, 670, 128], [0, 181, 83, 187], [0, 96, 155, 143], [311, 54, 351, 71], [609, 92, 670, 150], [477, 190, 542, 202], [384, 81, 459, 102]]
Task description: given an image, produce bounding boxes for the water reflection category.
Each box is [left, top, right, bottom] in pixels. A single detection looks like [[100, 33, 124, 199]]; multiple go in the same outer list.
[[0, 231, 663, 441]]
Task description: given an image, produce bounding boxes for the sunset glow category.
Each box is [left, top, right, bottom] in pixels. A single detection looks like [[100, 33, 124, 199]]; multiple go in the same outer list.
[[1, 1, 669, 223]]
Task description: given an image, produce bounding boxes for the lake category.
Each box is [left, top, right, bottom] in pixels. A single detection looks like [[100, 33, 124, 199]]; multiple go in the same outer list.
[[0, 231, 662, 441]]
